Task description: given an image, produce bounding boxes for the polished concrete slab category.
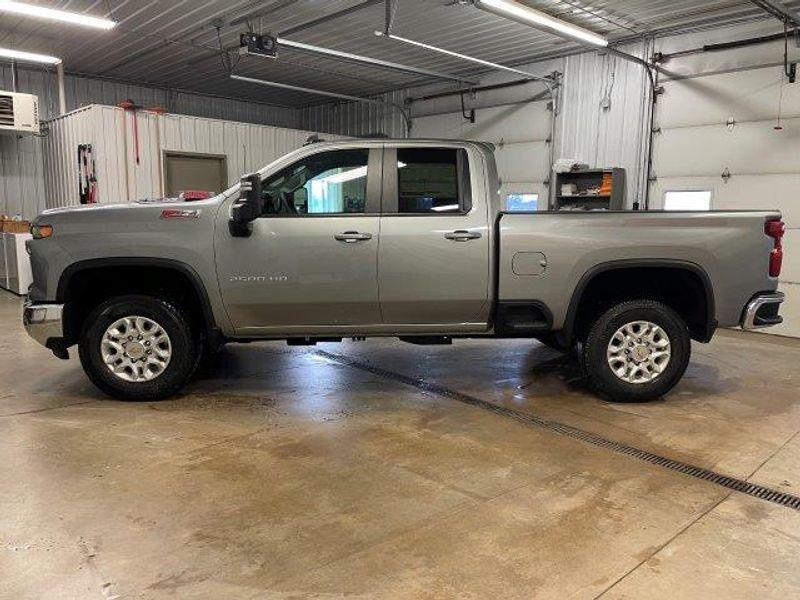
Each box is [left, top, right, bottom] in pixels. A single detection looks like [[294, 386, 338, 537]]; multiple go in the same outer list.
[[2, 290, 799, 599]]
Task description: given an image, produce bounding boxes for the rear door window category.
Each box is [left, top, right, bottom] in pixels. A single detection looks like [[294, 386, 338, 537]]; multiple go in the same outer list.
[[394, 148, 470, 214]]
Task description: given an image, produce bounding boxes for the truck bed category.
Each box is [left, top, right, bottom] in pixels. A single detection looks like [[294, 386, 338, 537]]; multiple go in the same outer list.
[[497, 210, 780, 332]]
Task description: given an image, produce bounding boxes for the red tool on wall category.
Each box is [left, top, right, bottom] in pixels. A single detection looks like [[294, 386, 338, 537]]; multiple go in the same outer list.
[[117, 100, 168, 166], [117, 99, 142, 165]]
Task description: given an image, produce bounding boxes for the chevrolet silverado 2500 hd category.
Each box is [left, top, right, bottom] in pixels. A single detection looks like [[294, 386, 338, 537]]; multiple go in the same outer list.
[[23, 139, 786, 402]]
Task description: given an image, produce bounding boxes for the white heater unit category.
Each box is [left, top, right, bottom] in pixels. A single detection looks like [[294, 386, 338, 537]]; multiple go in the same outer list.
[[0, 92, 40, 135]]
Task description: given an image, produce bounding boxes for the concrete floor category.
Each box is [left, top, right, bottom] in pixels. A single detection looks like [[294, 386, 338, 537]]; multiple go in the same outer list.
[[2, 290, 800, 599]]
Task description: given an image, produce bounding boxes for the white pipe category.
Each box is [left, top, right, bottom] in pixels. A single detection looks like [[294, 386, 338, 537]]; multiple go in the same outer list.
[[57, 61, 66, 115]]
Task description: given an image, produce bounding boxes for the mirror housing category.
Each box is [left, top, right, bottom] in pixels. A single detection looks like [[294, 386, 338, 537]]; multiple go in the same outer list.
[[229, 173, 264, 237]]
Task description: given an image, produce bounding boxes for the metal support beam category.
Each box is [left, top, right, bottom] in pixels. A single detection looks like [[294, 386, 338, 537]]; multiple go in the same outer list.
[[374, 30, 555, 96], [232, 74, 383, 104], [750, 0, 800, 26], [276, 37, 477, 84]]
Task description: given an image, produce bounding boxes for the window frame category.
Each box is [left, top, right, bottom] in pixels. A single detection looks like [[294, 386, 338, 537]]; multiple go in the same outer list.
[[380, 146, 473, 216], [257, 147, 383, 218]]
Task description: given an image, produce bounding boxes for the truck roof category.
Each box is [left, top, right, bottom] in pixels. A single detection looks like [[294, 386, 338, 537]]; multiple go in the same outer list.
[[307, 138, 496, 151]]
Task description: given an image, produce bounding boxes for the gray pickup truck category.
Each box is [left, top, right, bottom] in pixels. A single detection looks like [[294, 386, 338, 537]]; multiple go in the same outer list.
[[23, 139, 786, 402]]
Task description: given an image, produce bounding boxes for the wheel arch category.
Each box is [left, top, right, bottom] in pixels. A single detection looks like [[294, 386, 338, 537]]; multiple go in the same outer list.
[[57, 257, 218, 345], [563, 259, 716, 345]]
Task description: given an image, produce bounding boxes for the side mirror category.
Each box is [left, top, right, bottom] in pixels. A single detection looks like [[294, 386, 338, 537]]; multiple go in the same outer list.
[[229, 173, 264, 237]]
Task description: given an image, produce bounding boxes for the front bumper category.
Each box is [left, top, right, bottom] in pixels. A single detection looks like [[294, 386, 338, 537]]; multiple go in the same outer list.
[[23, 300, 64, 348], [741, 292, 785, 330]]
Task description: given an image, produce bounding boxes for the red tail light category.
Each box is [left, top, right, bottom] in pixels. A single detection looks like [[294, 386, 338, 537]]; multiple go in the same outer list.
[[765, 220, 785, 278]]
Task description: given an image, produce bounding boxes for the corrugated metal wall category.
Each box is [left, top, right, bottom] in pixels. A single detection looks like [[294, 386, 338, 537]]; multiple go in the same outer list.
[[300, 48, 653, 209], [301, 89, 410, 139], [42, 104, 341, 209], [0, 65, 300, 126], [0, 65, 301, 220], [557, 41, 653, 208]]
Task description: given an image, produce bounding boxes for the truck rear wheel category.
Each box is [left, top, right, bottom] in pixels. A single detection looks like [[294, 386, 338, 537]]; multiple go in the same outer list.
[[78, 295, 197, 400], [582, 299, 690, 402]]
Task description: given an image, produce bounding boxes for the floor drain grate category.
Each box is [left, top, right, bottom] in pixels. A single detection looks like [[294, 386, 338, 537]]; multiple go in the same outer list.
[[316, 350, 800, 512]]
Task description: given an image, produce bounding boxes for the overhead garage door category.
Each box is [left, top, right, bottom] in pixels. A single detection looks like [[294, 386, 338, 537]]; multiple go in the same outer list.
[[411, 101, 552, 211], [650, 65, 800, 337]]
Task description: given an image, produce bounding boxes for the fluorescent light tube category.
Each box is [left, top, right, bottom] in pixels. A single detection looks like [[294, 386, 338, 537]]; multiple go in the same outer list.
[[0, 1, 116, 30], [476, 0, 608, 47], [0, 46, 61, 65]]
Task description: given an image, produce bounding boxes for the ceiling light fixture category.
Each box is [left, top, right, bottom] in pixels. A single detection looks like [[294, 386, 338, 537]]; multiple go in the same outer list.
[[475, 0, 608, 47], [0, 1, 116, 30], [0, 46, 61, 65]]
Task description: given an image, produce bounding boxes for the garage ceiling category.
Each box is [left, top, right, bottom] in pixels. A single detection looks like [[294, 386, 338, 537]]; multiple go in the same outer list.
[[1, 0, 798, 107]]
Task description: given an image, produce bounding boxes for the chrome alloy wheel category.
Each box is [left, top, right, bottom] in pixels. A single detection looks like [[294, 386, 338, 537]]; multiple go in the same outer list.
[[101, 316, 172, 382], [606, 321, 671, 384]]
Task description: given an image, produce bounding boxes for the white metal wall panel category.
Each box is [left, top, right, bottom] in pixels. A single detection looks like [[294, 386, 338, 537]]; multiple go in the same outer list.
[[1, 65, 300, 127], [413, 102, 551, 144], [652, 59, 800, 337], [657, 67, 800, 128], [42, 106, 96, 210], [557, 42, 653, 208], [0, 134, 45, 220], [654, 118, 800, 177], [0, 66, 302, 220], [651, 175, 800, 224], [411, 102, 552, 200], [301, 89, 410, 139], [42, 105, 339, 208]]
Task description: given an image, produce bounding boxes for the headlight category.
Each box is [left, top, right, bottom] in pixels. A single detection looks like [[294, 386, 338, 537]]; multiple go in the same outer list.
[[30, 224, 53, 239]]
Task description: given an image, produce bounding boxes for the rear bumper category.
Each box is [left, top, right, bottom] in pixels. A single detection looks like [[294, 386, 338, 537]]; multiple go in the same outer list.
[[23, 300, 64, 348], [741, 292, 784, 330]]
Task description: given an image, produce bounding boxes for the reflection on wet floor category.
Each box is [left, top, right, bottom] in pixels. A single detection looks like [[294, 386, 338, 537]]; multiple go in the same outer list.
[[2, 290, 800, 599]]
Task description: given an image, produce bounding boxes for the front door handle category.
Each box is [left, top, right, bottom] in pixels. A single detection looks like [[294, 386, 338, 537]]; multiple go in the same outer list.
[[445, 230, 482, 242], [334, 231, 373, 243]]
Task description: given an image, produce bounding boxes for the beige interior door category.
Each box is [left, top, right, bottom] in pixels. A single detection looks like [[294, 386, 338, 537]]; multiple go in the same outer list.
[[164, 152, 227, 197]]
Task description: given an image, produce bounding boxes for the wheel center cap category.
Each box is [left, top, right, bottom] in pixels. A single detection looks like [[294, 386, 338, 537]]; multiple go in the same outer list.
[[633, 345, 650, 362], [126, 342, 145, 360]]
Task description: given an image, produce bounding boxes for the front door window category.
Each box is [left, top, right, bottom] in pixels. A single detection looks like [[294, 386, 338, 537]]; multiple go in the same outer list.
[[261, 149, 370, 215]]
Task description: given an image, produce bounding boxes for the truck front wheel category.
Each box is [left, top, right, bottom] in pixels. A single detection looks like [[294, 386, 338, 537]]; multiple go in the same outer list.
[[78, 295, 198, 400], [582, 300, 691, 402]]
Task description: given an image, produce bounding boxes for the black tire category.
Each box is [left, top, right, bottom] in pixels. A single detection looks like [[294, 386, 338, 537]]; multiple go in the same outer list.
[[582, 299, 691, 403], [190, 337, 226, 380], [78, 295, 198, 400]]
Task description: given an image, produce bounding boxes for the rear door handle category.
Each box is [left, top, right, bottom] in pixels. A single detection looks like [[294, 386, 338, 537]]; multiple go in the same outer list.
[[334, 231, 373, 243], [445, 230, 482, 242]]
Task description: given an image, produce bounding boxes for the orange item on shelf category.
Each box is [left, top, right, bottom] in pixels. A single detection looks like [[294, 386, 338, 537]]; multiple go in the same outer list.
[[599, 172, 613, 196]]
